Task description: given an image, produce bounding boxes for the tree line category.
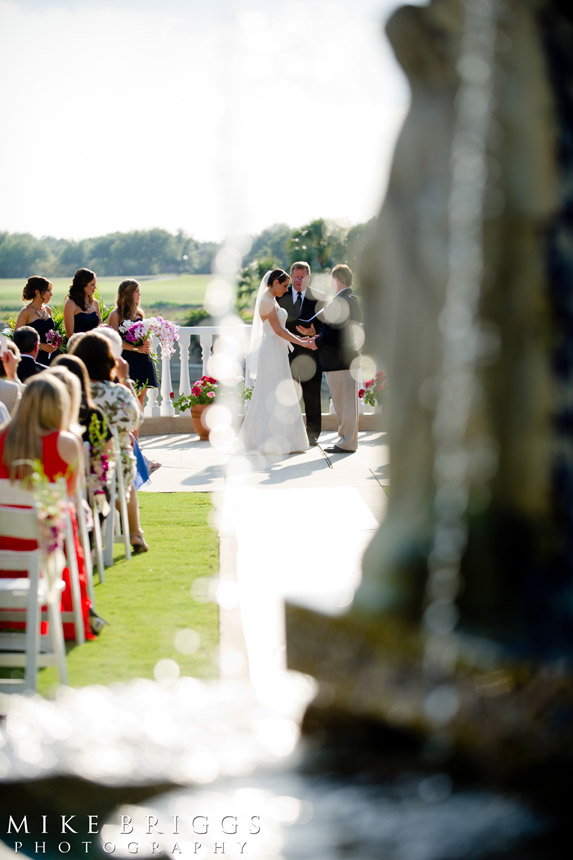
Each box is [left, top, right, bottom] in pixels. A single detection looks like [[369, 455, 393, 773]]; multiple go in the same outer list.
[[0, 218, 374, 286]]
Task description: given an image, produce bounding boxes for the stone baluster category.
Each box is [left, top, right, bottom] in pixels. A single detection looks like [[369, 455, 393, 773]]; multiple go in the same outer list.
[[143, 335, 161, 418], [199, 332, 214, 376], [178, 330, 192, 397], [159, 338, 175, 416], [145, 388, 160, 418]]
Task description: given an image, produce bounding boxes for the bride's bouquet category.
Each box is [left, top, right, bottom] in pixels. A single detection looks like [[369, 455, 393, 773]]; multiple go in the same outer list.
[[119, 316, 180, 357]]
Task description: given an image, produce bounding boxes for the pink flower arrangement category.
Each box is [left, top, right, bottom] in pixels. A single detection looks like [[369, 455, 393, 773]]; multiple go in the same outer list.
[[119, 316, 180, 356], [46, 329, 63, 349], [359, 370, 387, 407]]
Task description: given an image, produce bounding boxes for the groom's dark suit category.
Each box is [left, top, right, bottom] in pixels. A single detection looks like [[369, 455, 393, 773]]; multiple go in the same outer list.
[[277, 284, 325, 443], [314, 288, 362, 452]]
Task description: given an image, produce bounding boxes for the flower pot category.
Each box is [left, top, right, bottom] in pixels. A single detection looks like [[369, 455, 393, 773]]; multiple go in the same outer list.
[[191, 404, 211, 440]]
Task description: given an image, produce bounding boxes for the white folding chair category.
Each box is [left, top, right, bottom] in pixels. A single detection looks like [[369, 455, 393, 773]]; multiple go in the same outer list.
[[0, 478, 85, 647], [0, 504, 68, 692], [103, 427, 131, 566], [83, 440, 105, 585], [62, 503, 85, 646], [74, 482, 95, 604]]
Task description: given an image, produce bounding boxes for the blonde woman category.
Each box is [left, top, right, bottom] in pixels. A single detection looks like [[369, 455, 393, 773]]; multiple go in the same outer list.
[[14, 276, 58, 366], [0, 374, 95, 640], [0, 374, 81, 491], [107, 279, 158, 409], [70, 332, 149, 553]]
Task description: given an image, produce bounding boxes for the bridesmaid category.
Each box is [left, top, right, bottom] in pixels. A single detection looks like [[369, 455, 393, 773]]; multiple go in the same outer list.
[[14, 276, 58, 366], [107, 279, 158, 410], [63, 268, 102, 338]]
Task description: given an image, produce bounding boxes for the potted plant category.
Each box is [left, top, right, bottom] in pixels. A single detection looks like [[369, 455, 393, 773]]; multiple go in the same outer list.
[[171, 376, 218, 440]]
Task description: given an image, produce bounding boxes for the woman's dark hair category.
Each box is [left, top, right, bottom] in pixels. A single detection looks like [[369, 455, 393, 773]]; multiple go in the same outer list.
[[52, 353, 95, 408], [22, 276, 52, 302], [69, 332, 115, 382], [67, 268, 96, 310], [268, 268, 289, 286]]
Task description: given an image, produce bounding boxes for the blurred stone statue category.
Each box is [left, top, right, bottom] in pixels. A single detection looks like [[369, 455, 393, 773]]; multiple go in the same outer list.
[[357, 0, 571, 657], [287, 0, 572, 779]]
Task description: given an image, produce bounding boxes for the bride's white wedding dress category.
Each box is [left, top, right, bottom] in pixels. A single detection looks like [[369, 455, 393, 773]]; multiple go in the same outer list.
[[240, 306, 309, 455]]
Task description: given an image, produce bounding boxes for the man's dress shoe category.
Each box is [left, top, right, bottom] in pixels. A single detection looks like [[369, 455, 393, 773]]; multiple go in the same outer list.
[[323, 445, 354, 454]]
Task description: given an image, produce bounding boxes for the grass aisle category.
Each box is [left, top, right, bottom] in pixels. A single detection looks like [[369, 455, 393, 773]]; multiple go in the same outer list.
[[38, 493, 219, 696]]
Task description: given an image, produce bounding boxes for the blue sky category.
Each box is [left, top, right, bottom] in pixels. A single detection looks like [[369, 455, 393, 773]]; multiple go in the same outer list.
[[0, 0, 422, 241]]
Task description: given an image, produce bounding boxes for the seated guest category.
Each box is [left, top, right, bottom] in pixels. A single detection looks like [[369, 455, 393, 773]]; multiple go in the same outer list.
[[70, 332, 149, 553], [12, 326, 44, 382], [45, 366, 84, 443], [66, 332, 86, 354], [0, 341, 23, 415], [97, 325, 160, 473], [52, 354, 110, 446], [0, 373, 80, 489], [0, 374, 95, 641]]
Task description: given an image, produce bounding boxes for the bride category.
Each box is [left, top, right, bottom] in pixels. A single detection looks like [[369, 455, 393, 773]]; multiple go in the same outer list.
[[240, 268, 318, 455]]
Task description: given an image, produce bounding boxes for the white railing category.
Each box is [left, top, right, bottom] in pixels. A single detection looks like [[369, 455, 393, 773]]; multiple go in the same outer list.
[[144, 325, 247, 418], [144, 324, 369, 418]]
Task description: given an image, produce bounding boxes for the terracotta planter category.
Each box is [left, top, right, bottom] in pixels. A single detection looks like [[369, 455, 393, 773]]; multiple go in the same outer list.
[[191, 404, 211, 440]]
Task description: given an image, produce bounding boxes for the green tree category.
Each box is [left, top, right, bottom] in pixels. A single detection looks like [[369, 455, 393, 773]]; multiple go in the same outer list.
[[0, 232, 49, 278], [237, 257, 276, 316], [287, 218, 346, 271], [344, 219, 375, 271], [245, 223, 291, 268]]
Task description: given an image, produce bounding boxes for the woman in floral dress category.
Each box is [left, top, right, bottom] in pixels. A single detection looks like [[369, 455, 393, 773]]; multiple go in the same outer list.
[[70, 331, 149, 553]]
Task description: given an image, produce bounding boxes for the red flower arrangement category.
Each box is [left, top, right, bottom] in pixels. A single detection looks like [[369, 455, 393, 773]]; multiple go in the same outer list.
[[171, 376, 218, 411], [359, 370, 387, 407]]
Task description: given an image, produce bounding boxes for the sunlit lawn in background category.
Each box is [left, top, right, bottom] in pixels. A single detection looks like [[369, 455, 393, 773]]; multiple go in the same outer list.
[[0, 274, 211, 319], [37, 492, 219, 697]]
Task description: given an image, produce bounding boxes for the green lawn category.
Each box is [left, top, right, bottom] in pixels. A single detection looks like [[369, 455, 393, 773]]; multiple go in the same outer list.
[[36, 492, 220, 696], [0, 274, 211, 319]]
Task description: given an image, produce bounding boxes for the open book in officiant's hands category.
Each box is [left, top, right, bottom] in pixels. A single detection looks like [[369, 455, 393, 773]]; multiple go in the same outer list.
[[298, 308, 324, 325], [296, 323, 316, 337]]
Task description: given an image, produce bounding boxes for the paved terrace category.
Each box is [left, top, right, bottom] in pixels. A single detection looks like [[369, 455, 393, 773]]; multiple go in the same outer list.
[[139, 427, 389, 694]]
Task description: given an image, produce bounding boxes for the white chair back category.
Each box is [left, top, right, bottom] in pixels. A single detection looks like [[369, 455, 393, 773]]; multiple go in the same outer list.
[[103, 427, 132, 566], [0, 490, 68, 692]]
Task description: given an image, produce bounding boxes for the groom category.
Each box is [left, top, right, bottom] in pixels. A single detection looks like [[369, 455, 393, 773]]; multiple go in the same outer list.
[[278, 261, 325, 446], [297, 264, 362, 453]]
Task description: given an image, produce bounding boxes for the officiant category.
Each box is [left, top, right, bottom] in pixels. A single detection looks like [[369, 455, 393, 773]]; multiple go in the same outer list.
[[297, 264, 362, 454], [278, 261, 325, 446]]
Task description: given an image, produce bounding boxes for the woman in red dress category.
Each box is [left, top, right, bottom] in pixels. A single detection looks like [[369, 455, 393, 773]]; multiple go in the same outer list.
[[0, 373, 94, 640]]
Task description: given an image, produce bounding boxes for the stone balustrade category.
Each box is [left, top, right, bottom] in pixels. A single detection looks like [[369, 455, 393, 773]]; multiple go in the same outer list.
[[144, 324, 374, 421], [144, 325, 240, 418]]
